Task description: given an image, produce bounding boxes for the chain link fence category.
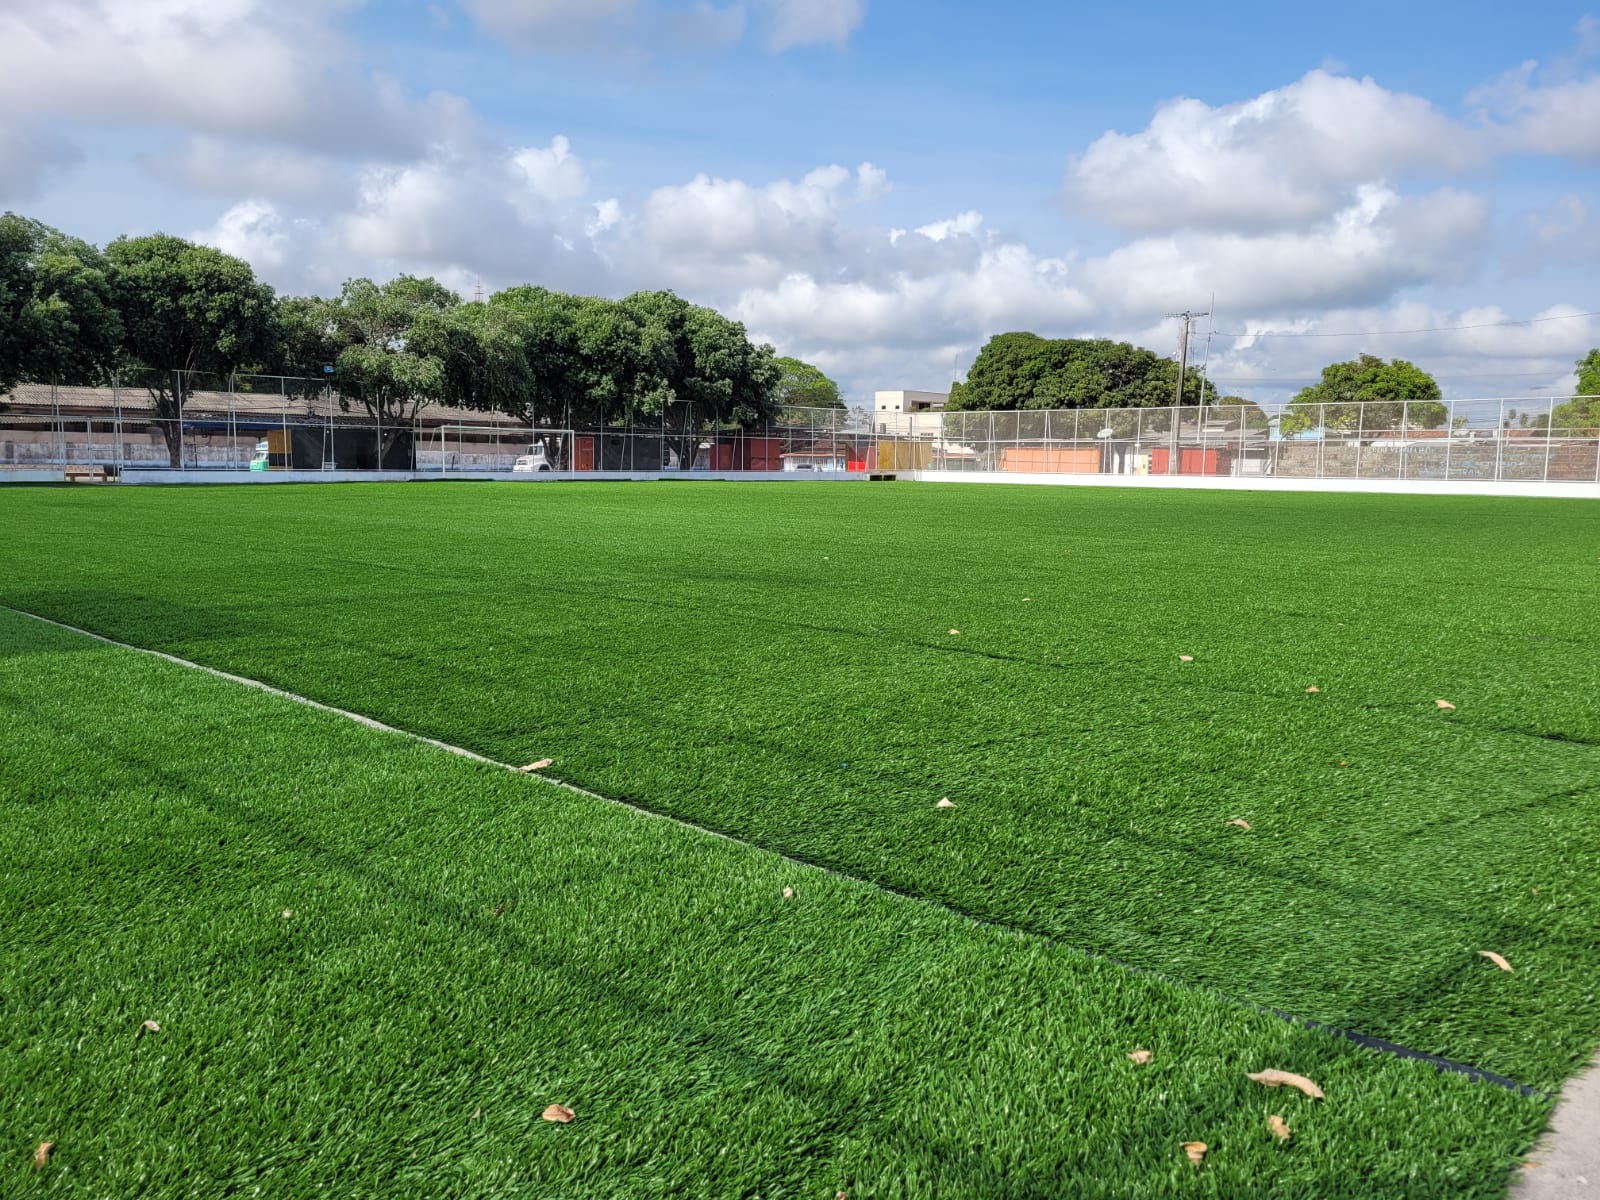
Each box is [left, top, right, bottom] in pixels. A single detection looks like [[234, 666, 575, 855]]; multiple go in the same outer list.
[[3, 375, 1597, 485]]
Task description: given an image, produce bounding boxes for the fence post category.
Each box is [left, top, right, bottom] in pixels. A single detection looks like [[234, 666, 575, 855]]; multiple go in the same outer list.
[[1542, 397, 1554, 482]]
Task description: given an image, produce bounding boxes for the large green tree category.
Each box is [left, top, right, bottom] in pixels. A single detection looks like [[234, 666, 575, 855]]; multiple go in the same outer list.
[[1282, 354, 1445, 435], [0, 213, 121, 396], [947, 333, 1217, 411], [106, 233, 278, 466], [771, 355, 843, 411], [1551, 350, 1600, 433], [285, 276, 460, 463]]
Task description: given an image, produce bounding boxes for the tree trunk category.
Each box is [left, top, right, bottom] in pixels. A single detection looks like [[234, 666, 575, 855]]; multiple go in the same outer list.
[[145, 383, 182, 468]]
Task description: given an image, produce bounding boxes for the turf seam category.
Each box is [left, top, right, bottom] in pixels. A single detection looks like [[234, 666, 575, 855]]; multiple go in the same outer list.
[[3, 602, 1549, 1100]]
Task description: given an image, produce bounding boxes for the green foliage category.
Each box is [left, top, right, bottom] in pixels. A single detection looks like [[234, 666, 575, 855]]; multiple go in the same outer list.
[[1551, 350, 1600, 433], [772, 355, 843, 410], [1285, 354, 1445, 433], [104, 233, 278, 465], [948, 332, 1217, 411], [0, 212, 121, 394]]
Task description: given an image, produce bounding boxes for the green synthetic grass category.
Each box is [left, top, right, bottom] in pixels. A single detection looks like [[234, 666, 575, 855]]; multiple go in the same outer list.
[[0, 610, 1555, 1197], [3, 482, 1599, 1097]]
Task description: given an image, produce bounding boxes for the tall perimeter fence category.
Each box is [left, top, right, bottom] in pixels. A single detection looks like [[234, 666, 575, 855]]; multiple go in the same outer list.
[[2, 373, 1598, 486]]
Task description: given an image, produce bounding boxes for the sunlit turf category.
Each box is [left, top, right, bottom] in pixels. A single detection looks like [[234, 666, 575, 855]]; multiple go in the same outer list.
[[0, 610, 1555, 1197], [3, 481, 1599, 1097]]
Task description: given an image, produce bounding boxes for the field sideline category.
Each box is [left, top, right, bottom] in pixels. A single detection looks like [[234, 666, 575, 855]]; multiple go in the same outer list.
[[4, 481, 1599, 1194]]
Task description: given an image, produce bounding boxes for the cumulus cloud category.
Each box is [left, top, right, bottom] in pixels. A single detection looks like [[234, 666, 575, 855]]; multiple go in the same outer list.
[[1079, 186, 1489, 315], [461, 0, 859, 53], [144, 137, 351, 205], [1065, 70, 1483, 234], [0, 0, 471, 158], [761, 0, 865, 50], [634, 162, 887, 288]]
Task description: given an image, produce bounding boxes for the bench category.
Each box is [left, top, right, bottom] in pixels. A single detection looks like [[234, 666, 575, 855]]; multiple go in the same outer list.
[[64, 465, 113, 483]]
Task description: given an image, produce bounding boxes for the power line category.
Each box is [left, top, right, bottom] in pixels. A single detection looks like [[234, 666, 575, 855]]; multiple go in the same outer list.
[[1210, 310, 1600, 339]]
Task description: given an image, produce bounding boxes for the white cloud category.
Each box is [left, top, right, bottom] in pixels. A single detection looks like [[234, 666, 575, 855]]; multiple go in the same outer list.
[[1473, 65, 1600, 161], [191, 199, 298, 273], [462, 0, 858, 53], [1065, 70, 1482, 234], [0, 0, 470, 159], [1078, 186, 1489, 315], [145, 137, 350, 204], [761, 0, 864, 50]]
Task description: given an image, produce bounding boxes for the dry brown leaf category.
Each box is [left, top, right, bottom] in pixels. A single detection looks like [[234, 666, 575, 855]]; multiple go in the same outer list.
[[542, 1104, 576, 1124], [1181, 1141, 1207, 1167], [521, 759, 554, 772], [1305, 686, 1320, 694], [948, 629, 961, 636], [1178, 655, 1195, 663], [1523, 1161, 1541, 1170], [1228, 818, 1252, 830], [782, 887, 794, 900], [935, 798, 956, 809], [1478, 950, 1514, 972], [1435, 699, 1456, 711], [1339, 760, 1348, 767], [33, 1142, 53, 1170], [139, 1019, 161, 1036], [1247, 1069, 1325, 1099], [1268, 1114, 1292, 1142], [1127, 1049, 1153, 1065], [837, 1192, 850, 1200]]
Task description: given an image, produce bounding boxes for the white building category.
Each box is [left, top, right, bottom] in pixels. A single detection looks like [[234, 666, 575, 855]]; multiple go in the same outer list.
[[874, 389, 949, 436]]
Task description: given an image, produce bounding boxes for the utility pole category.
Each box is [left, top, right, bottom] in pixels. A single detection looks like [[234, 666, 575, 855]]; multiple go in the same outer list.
[[1167, 309, 1209, 407]]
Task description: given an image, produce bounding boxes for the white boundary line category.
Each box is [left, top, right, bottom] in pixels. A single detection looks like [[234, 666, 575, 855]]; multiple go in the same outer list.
[[2, 606, 835, 864], [1, 603, 1554, 1095]]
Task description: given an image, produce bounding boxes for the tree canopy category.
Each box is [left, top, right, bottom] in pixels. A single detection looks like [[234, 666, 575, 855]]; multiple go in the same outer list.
[[0, 213, 121, 395], [1282, 354, 1445, 434], [1551, 349, 1600, 433], [947, 333, 1218, 411], [772, 356, 843, 410], [105, 233, 278, 465]]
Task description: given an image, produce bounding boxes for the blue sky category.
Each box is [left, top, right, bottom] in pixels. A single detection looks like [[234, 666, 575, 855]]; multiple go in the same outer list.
[[2, 0, 1598, 405]]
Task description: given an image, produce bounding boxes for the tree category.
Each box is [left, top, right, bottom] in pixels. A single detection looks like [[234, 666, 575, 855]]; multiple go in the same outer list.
[[1551, 350, 1600, 433], [290, 276, 460, 465], [772, 356, 843, 411], [0, 213, 121, 395], [947, 333, 1217, 411], [1283, 354, 1445, 435], [106, 234, 277, 466]]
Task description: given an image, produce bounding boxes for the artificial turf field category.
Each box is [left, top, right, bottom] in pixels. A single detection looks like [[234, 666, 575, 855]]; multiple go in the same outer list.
[[3, 480, 1598, 1196]]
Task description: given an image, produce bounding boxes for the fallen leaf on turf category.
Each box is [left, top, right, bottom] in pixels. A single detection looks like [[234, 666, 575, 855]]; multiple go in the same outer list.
[[281, 909, 294, 919], [139, 1020, 160, 1035], [1339, 761, 1348, 767], [1022, 597, 1032, 602], [1127, 1049, 1153, 1065], [34, 1142, 53, 1170], [1268, 1115, 1292, 1142], [1524, 1161, 1541, 1170], [782, 887, 794, 899], [1178, 655, 1194, 663], [542, 1104, 576, 1124], [836, 1192, 850, 1200], [1305, 686, 1320, 694], [948, 629, 960, 636], [521, 759, 554, 772], [1478, 950, 1514, 972], [1436, 699, 1456, 711], [471, 1107, 481, 1121], [935, 798, 956, 809], [1181, 1141, 1207, 1166], [1247, 1069, 1324, 1099], [1228, 818, 1252, 830]]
